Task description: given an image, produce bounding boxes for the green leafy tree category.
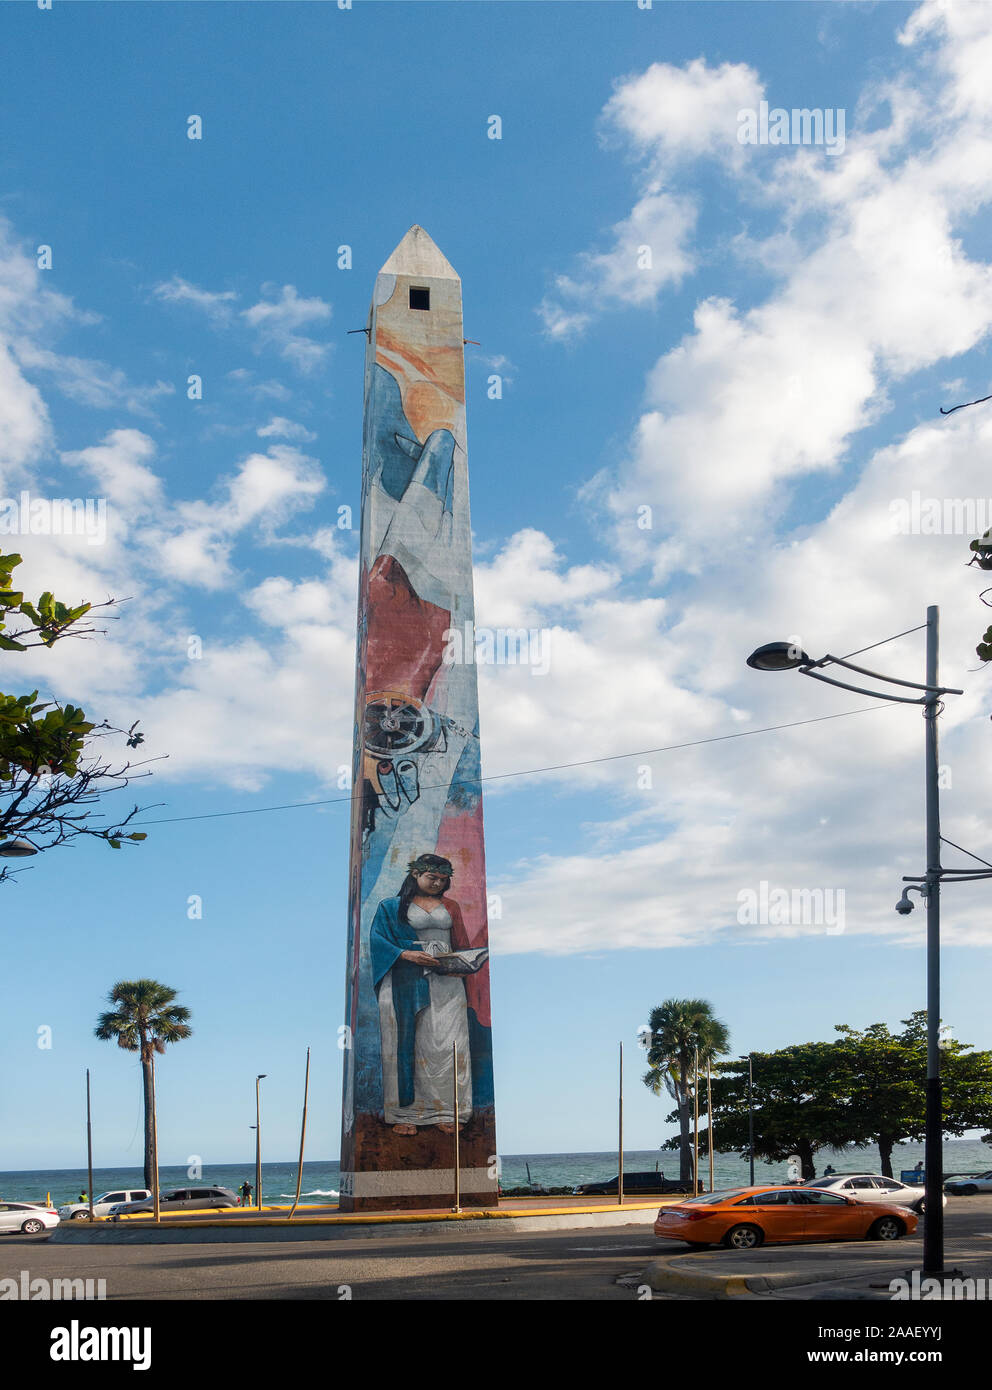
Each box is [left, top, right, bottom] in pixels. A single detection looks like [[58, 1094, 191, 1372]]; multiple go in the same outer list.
[[642, 998, 730, 1185], [833, 1012, 992, 1176], [94, 981, 193, 1189], [698, 1045, 871, 1180], [0, 551, 151, 879]]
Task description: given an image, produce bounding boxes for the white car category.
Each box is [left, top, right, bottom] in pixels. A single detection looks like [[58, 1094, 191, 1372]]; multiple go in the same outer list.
[[0, 1201, 60, 1234], [803, 1173, 945, 1213], [944, 1170, 992, 1195], [58, 1189, 151, 1221]]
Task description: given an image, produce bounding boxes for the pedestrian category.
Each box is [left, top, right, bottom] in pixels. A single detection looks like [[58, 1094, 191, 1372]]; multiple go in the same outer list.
[[823, 1165, 835, 1177], [78, 1190, 88, 1203], [239, 1180, 253, 1206]]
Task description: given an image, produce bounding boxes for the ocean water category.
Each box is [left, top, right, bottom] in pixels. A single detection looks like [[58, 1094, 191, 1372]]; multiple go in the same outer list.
[[2, 1139, 989, 1207]]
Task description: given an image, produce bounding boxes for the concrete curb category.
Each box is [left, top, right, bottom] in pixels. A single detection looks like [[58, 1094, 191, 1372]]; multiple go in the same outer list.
[[50, 1206, 659, 1245], [642, 1256, 881, 1298]]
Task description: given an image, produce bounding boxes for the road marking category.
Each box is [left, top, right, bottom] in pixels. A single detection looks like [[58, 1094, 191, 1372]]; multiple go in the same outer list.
[[564, 1251, 650, 1262]]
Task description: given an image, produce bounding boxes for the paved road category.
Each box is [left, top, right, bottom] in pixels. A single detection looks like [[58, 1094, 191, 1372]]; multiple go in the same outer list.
[[3, 1194, 989, 1300], [1, 1222, 668, 1300]]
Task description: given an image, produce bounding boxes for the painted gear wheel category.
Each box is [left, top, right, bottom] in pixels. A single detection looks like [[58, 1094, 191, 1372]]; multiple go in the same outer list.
[[363, 691, 435, 755]]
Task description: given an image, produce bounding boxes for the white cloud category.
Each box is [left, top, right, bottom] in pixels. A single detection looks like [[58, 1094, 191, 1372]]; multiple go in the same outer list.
[[153, 277, 333, 373], [539, 187, 697, 340], [539, 58, 763, 338], [241, 284, 332, 372], [15, 344, 174, 417], [152, 276, 238, 324], [573, 13, 992, 577], [62, 428, 163, 514], [603, 57, 764, 163], [0, 341, 51, 478], [257, 416, 316, 441]]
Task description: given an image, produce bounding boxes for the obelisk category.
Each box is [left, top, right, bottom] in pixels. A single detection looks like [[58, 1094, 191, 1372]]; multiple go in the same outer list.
[[339, 227, 497, 1211]]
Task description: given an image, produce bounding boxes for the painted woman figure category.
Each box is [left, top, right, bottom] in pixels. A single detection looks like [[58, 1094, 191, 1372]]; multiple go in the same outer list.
[[370, 854, 473, 1135]]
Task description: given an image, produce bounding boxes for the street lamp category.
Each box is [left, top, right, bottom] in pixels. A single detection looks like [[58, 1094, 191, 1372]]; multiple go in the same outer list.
[[0, 838, 38, 857], [255, 1074, 267, 1212], [746, 607, 985, 1276]]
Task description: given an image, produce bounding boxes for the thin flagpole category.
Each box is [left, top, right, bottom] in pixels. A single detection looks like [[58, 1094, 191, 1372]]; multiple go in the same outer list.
[[289, 1047, 311, 1220], [693, 1048, 699, 1195], [86, 1069, 94, 1221], [452, 1043, 461, 1213], [618, 1042, 624, 1206], [151, 1052, 160, 1224], [707, 1057, 714, 1193]]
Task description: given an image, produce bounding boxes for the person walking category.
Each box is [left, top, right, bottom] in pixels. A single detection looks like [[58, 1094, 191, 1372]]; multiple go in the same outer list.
[[239, 1180, 253, 1207]]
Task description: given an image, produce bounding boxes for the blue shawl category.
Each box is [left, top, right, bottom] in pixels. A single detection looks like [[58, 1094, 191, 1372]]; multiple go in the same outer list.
[[370, 896, 431, 1110]]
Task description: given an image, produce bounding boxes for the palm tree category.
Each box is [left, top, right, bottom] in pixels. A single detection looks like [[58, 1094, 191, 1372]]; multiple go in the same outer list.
[[643, 998, 730, 1186], [95, 980, 192, 1188]]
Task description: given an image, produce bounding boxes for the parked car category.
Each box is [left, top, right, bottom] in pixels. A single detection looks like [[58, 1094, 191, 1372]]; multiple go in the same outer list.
[[802, 1173, 945, 1214], [108, 1186, 240, 1218], [944, 1170, 992, 1195], [575, 1172, 693, 1196], [654, 1185, 918, 1249], [58, 1190, 151, 1221], [0, 1201, 61, 1235]]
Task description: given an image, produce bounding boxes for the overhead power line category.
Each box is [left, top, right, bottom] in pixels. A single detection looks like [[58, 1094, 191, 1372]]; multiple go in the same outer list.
[[133, 702, 895, 829]]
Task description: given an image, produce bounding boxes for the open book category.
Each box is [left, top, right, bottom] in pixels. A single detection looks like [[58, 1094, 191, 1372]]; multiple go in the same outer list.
[[415, 943, 489, 976]]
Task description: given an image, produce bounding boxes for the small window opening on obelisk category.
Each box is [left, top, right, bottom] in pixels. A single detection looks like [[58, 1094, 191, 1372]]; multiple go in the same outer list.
[[409, 286, 430, 311]]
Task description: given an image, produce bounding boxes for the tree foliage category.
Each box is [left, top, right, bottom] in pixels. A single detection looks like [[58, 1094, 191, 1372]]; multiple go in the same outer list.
[[0, 551, 154, 880], [95, 980, 192, 1190], [642, 998, 731, 1184], [692, 1043, 872, 1180], [697, 1013, 992, 1179]]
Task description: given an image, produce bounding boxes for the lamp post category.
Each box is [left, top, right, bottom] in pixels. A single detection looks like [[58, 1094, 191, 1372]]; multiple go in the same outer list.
[[746, 607, 986, 1275], [747, 1054, 755, 1187], [255, 1074, 267, 1212]]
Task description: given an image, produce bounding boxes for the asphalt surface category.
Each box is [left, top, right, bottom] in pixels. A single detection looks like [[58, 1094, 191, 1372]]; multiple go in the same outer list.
[[2, 1221, 669, 1300], [2, 1193, 990, 1301]]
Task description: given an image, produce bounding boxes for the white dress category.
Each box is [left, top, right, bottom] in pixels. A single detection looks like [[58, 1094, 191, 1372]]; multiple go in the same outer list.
[[379, 903, 473, 1127]]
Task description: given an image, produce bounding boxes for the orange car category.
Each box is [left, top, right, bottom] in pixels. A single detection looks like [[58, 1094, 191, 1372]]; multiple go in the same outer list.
[[654, 1184, 919, 1250]]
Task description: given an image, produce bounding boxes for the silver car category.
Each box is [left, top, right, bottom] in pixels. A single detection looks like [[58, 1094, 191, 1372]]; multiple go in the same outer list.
[[803, 1173, 945, 1213], [109, 1186, 240, 1218], [944, 1169, 992, 1195], [0, 1201, 60, 1234]]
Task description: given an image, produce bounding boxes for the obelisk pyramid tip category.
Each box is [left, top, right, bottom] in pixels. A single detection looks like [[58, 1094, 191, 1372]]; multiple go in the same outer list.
[[379, 226, 459, 281]]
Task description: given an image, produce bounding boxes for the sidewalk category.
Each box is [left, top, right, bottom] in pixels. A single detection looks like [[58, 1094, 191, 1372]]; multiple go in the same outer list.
[[643, 1234, 992, 1299]]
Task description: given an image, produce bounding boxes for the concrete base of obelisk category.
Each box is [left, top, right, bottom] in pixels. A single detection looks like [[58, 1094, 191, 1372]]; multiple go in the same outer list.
[[339, 1109, 497, 1212]]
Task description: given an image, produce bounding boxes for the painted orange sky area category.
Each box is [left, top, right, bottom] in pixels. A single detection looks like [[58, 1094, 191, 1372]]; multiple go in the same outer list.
[[376, 325, 465, 441]]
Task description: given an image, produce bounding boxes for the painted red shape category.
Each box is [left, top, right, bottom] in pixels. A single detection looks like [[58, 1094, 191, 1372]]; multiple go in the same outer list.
[[366, 555, 452, 699], [435, 801, 490, 1027]]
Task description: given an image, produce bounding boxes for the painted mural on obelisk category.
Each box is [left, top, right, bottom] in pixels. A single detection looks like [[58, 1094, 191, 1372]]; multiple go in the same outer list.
[[340, 227, 496, 1210]]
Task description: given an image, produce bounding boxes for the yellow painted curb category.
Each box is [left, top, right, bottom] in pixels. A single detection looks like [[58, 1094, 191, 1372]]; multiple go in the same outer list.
[[107, 1199, 663, 1228]]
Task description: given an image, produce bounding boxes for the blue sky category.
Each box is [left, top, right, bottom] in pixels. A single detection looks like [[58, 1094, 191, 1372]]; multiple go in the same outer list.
[[3, 0, 992, 1171]]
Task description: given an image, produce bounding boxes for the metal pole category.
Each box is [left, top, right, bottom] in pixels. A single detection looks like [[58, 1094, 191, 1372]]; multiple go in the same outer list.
[[86, 1069, 94, 1221], [693, 1048, 699, 1194], [452, 1043, 461, 1212], [618, 1042, 624, 1206], [289, 1047, 311, 1220], [924, 605, 944, 1273], [748, 1055, 754, 1186], [707, 1057, 714, 1193], [150, 1052, 160, 1223], [255, 1077, 263, 1212]]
